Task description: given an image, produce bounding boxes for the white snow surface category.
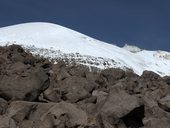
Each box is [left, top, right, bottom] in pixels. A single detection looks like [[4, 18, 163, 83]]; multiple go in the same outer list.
[[0, 22, 170, 76]]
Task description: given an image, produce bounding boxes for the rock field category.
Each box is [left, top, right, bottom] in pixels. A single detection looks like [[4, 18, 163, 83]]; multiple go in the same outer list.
[[0, 45, 170, 128]]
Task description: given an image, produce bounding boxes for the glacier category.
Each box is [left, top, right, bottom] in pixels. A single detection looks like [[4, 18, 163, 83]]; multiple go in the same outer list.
[[0, 22, 170, 76]]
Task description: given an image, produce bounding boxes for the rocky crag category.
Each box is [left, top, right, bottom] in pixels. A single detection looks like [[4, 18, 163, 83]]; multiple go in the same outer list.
[[0, 45, 170, 128]]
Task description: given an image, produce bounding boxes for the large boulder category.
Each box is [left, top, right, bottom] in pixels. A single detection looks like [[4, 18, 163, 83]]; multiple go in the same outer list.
[[100, 88, 142, 125], [158, 95, 170, 113], [101, 68, 125, 81], [0, 63, 49, 100], [0, 45, 50, 101], [55, 76, 96, 103], [96, 68, 125, 87], [143, 96, 170, 128], [5, 101, 91, 128]]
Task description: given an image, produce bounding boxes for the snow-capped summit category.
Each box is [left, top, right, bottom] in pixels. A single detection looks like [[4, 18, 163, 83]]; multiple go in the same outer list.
[[0, 22, 170, 76]]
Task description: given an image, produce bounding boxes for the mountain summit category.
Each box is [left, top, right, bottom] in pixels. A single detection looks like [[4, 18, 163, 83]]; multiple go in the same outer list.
[[0, 22, 170, 76]]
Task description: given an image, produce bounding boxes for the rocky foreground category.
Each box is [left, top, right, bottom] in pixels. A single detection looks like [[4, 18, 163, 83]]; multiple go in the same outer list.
[[0, 45, 170, 128]]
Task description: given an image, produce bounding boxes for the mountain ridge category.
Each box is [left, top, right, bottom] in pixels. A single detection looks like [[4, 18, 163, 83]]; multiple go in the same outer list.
[[0, 22, 170, 76]]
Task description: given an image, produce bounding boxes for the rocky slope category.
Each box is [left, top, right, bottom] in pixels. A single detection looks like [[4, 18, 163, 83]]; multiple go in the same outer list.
[[0, 45, 170, 128]]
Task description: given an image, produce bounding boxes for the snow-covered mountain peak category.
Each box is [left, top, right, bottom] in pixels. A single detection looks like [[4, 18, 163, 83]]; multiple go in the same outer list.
[[0, 22, 128, 57], [0, 22, 170, 76]]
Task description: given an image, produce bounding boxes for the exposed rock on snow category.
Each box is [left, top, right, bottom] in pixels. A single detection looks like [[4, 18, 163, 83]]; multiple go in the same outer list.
[[123, 44, 142, 53], [153, 50, 170, 60]]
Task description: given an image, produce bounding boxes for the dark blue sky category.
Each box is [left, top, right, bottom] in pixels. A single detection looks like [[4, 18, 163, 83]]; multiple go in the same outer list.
[[0, 0, 170, 51]]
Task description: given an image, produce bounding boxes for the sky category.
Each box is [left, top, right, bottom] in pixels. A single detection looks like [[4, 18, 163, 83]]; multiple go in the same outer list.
[[0, 0, 170, 51]]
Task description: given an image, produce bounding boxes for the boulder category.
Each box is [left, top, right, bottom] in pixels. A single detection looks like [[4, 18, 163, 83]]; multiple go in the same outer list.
[[6, 101, 90, 128], [0, 45, 49, 101], [56, 76, 96, 102], [101, 68, 125, 81], [100, 88, 142, 125], [158, 95, 170, 113], [92, 90, 108, 104], [141, 70, 161, 80], [0, 66, 48, 100]]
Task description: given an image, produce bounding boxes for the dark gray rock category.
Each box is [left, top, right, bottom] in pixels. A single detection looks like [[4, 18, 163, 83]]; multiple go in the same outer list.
[[141, 70, 161, 80], [0, 45, 49, 101], [56, 76, 95, 102], [100, 88, 142, 125]]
